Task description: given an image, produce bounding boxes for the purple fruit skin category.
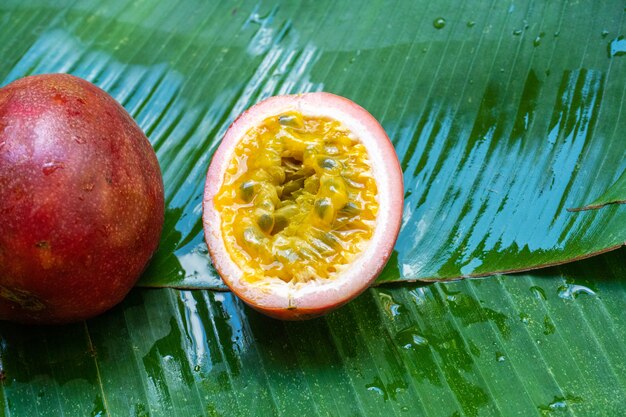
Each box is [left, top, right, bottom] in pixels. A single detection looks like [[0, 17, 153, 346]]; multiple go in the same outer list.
[[0, 74, 164, 324]]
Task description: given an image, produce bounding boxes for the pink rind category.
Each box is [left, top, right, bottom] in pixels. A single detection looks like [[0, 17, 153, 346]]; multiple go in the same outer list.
[[203, 92, 403, 320]]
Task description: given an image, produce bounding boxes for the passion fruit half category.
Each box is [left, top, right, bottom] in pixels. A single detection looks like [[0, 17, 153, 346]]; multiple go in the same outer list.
[[203, 93, 403, 320]]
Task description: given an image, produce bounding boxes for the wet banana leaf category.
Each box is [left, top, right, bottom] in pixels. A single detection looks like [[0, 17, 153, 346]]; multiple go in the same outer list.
[[570, 169, 626, 211], [1, 247, 625, 416], [2, 0, 624, 288], [1, 1, 626, 416]]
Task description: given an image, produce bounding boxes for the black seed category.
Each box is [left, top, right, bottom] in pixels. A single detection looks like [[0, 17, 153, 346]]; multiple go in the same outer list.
[[239, 181, 255, 203], [271, 205, 298, 235], [257, 213, 274, 232], [315, 198, 332, 219], [272, 215, 289, 234], [281, 157, 303, 172], [318, 157, 338, 170], [304, 177, 320, 194], [281, 178, 305, 199], [341, 202, 361, 215], [278, 114, 302, 128]]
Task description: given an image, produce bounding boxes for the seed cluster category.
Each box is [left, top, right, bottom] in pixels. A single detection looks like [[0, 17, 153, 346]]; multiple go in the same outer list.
[[214, 112, 378, 283]]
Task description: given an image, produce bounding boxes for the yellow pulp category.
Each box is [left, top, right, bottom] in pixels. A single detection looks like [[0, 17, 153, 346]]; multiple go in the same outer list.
[[214, 112, 378, 283]]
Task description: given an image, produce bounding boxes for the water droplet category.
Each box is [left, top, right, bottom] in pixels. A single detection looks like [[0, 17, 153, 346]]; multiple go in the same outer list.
[[467, 21, 476, 28], [520, 313, 531, 325], [366, 384, 385, 397], [601, 30, 609, 38], [513, 29, 523, 36], [543, 316, 556, 335], [533, 33, 544, 47], [557, 284, 596, 300], [553, 31, 560, 37], [42, 161, 65, 176], [408, 287, 427, 305], [396, 328, 429, 350], [549, 400, 567, 410], [608, 36, 626, 57], [413, 335, 428, 346], [496, 352, 506, 362], [530, 285, 547, 300], [433, 17, 446, 29], [389, 304, 401, 317], [378, 292, 403, 318], [249, 13, 263, 24], [538, 395, 583, 415]]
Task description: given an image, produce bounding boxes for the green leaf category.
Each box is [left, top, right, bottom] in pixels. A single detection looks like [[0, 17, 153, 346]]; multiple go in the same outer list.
[[1, 248, 626, 416], [569, 169, 626, 211], [1, 1, 625, 288], [2, 2, 626, 415]]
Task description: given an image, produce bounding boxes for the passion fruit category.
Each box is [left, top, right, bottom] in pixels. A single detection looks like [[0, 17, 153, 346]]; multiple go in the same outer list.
[[0, 74, 164, 324], [203, 93, 403, 319]]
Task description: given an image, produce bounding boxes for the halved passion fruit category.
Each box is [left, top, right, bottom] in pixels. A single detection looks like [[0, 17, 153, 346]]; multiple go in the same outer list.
[[203, 93, 403, 320]]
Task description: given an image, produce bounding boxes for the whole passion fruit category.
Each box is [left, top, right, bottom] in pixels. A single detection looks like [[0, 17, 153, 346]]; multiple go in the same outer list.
[[0, 74, 164, 324], [203, 93, 403, 320]]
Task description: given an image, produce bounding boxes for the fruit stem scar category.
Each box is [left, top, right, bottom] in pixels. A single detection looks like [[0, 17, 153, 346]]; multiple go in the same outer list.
[[0, 285, 46, 311], [35, 240, 50, 249]]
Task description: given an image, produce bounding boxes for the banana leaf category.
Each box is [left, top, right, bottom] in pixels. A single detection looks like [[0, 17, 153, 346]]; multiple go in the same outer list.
[[1, 0, 626, 416], [571, 170, 626, 211], [3, 0, 624, 288], [2, 247, 625, 416]]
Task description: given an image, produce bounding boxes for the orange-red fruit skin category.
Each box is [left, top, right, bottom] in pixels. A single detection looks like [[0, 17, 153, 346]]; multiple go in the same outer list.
[[0, 74, 164, 324], [204, 93, 404, 320]]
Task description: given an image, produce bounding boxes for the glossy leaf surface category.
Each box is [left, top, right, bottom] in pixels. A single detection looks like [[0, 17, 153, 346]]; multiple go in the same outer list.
[[570, 169, 626, 211], [1, 1, 626, 416], [2, 1, 625, 288], [2, 248, 626, 416]]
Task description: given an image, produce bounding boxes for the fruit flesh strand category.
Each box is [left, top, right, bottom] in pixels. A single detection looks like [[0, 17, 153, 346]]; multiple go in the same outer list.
[[214, 111, 378, 283]]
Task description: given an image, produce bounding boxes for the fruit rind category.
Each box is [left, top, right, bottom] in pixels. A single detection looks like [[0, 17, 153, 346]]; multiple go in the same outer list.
[[203, 92, 403, 319], [0, 74, 164, 324]]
